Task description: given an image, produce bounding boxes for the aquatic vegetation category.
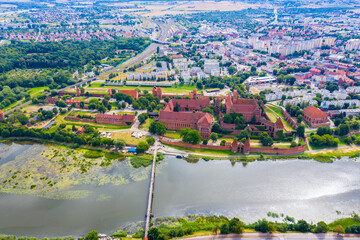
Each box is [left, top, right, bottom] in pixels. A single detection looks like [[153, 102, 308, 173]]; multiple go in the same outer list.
[[130, 155, 153, 168], [0, 143, 149, 199]]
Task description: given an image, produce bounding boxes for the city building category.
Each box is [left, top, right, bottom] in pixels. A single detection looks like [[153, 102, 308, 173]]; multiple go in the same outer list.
[[204, 59, 220, 75], [303, 106, 330, 127], [245, 76, 276, 86]]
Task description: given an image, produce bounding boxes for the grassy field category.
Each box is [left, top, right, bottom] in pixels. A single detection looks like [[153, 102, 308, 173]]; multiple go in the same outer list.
[[54, 113, 131, 131], [111, 131, 147, 145], [28, 86, 49, 97], [139, 118, 153, 130], [165, 130, 182, 139], [328, 217, 360, 229], [219, 137, 235, 143], [86, 81, 198, 94], [266, 104, 295, 131], [307, 146, 360, 162]]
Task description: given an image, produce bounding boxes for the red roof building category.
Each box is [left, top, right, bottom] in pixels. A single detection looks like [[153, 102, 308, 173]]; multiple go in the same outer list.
[[303, 106, 330, 128], [117, 89, 139, 100], [164, 99, 210, 112], [310, 68, 321, 75], [46, 98, 61, 104], [76, 127, 85, 134], [225, 90, 261, 123], [158, 110, 213, 139], [96, 113, 135, 125], [338, 77, 355, 87]]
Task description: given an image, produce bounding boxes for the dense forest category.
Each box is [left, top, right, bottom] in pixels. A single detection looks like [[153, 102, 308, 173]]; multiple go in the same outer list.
[[0, 37, 150, 73]]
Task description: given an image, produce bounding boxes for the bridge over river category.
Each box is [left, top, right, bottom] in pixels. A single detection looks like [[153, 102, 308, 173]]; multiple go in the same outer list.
[[143, 141, 159, 240]]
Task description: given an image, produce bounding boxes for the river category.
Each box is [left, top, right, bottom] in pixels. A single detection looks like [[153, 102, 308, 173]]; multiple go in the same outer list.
[[0, 142, 360, 237]]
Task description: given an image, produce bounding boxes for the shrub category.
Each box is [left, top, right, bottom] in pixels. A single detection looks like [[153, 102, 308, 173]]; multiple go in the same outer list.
[[111, 230, 127, 238], [220, 223, 229, 234], [84, 150, 103, 158]]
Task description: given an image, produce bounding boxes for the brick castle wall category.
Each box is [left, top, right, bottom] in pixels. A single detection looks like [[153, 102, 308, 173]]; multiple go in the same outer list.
[[161, 138, 306, 155]]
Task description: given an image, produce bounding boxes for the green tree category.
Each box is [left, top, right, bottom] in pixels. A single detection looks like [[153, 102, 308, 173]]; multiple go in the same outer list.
[[146, 136, 155, 146], [296, 125, 305, 137], [229, 217, 244, 234], [295, 220, 311, 233], [260, 132, 273, 146], [220, 223, 229, 234], [315, 221, 328, 233], [114, 138, 126, 149], [148, 227, 159, 240], [182, 129, 201, 144], [338, 124, 350, 136], [228, 66, 236, 75], [297, 114, 303, 124], [212, 123, 222, 133], [210, 132, 219, 142], [136, 141, 149, 153], [149, 122, 166, 136], [174, 101, 180, 112], [85, 230, 98, 240]]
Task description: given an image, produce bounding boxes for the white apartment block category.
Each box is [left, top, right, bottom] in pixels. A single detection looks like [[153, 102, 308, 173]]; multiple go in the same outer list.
[[204, 59, 220, 75]]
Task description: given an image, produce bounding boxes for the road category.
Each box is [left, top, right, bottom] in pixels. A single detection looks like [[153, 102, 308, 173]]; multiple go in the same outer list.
[[58, 19, 171, 93], [179, 233, 360, 240], [3, 101, 32, 115]]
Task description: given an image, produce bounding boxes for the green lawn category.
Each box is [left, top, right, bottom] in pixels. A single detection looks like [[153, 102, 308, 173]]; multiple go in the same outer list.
[[328, 218, 360, 229], [165, 130, 182, 139], [54, 113, 131, 131], [219, 137, 235, 143], [139, 118, 153, 130], [87, 82, 198, 94], [28, 86, 49, 97]]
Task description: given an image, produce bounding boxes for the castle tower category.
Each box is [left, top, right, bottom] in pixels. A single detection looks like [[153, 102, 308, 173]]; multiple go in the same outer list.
[[243, 139, 251, 155], [76, 87, 81, 97], [231, 139, 239, 153], [152, 86, 157, 97], [214, 97, 221, 114], [233, 90, 238, 101], [157, 87, 163, 99]]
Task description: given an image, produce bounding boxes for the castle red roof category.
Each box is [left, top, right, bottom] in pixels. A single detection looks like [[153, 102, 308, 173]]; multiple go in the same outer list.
[[275, 118, 284, 129], [96, 113, 134, 122], [303, 106, 327, 118], [159, 110, 212, 127], [197, 113, 212, 127], [231, 139, 238, 147], [117, 89, 138, 99], [0, 110, 3, 114], [167, 99, 210, 111]]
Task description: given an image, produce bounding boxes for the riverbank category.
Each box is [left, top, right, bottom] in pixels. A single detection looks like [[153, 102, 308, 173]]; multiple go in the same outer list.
[[112, 214, 360, 240]]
